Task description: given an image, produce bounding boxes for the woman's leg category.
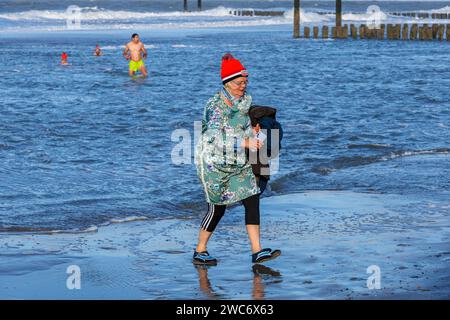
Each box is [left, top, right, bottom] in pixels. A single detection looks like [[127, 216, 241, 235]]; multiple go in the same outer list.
[[242, 194, 263, 254], [246, 225, 262, 254], [196, 202, 226, 252]]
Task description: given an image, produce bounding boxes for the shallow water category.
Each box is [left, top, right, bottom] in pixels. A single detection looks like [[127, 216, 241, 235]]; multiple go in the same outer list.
[[0, 22, 449, 232]]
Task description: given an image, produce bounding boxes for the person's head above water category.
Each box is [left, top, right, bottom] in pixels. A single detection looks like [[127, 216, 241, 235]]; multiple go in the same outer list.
[[131, 33, 139, 43], [221, 53, 249, 98], [94, 45, 101, 56]]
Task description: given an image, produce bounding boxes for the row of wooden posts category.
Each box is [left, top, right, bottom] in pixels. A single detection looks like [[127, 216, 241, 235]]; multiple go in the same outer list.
[[294, 0, 449, 41], [181, 0, 449, 42], [183, 0, 202, 11], [186, 0, 450, 22], [295, 0, 341, 38], [229, 10, 285, 17], [229, 9, 450, 20], [300, 24, 450, 41], [392, 12, 450, 19], [316, 11, 450, 19]]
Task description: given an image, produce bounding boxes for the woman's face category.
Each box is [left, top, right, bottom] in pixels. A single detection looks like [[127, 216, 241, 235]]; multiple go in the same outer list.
[[226, 76, 249, 98]]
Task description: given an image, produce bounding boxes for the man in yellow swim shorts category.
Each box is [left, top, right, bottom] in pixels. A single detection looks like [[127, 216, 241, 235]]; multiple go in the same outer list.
[[123, 33, 148, 77]]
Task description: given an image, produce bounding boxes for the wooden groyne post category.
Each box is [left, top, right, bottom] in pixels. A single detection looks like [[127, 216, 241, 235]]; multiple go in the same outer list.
[[334, 0, 345, 38], [313, 26, 319, 39], [402, 24, 409, 40], [359, 25, 366, 39], [322, 25, 329, 39], [304, 26, 310, 38], [336, 0, 342, 27], [410, 24, 418, 40], [182, 0, 202, 12], [438, 25, 445, 41], [294, 0, 301, 38], [350, 24, 357, 39]]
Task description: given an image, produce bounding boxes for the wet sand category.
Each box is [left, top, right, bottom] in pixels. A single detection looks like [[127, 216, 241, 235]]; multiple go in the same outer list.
[[0, 190, 449, 299]]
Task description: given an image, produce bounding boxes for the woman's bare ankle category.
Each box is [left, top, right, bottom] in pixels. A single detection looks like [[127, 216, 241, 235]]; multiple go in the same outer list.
[[251, 246, 263, 254], [196, 245, 207, 252]]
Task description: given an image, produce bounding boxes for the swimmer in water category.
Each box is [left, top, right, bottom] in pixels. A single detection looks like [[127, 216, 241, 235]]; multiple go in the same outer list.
[[123, 33, 148, 77], [61, 52, 68, 65], [94, 44, 102, 56]]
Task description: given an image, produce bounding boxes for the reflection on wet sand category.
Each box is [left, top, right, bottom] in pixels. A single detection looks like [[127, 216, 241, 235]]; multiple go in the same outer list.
[[194, 264, 223, 299], [252, 264, 282, 300], [194, 264, 282, 300]]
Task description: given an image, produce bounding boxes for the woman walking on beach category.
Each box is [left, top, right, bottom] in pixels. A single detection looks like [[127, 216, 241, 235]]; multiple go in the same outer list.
[[194, 53, 281, 265]]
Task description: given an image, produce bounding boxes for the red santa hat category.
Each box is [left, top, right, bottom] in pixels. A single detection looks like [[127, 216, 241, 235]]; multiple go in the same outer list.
[[221, 53, 248, 85]]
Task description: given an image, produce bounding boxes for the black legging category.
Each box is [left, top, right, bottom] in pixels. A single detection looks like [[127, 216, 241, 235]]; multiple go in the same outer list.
[[200, 194, 260, 232]]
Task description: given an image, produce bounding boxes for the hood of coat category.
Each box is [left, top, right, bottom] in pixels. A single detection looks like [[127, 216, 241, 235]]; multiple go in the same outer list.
[[248, 105, 277, 127]]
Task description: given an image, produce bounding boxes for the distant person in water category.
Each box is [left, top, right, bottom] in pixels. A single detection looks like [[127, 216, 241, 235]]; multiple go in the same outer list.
[[94, 44, 102, 56], [61, 52, 68, 65], [123, 33, 148, 77]]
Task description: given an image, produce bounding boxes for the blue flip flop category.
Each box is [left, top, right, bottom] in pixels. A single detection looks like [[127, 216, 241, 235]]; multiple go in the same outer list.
[[193, 250, 217, 266], [252, 248, 281, 264]]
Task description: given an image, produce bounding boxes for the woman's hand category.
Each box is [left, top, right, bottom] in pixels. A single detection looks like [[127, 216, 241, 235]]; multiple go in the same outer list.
[[241, 138, 263, 150], [252, 124, 260, 135]]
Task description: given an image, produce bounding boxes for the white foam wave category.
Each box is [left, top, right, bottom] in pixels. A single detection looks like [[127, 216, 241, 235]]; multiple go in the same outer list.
[[283, 9, 331, 23], [109, 216, 149, 224], [5, 5, 446, 33], [49, 225, 99, 234], [0, 18, 295, 33], [380, 148, 450, 161], [282, 9, 392, 24], [1, 5, 449, 24], [431, 6, 450, 13], [100, 45, 156, 51], [0, 215, 151, 235], [343, 12, 388, 22], [0, 6, 234, 21], [171, 44, 206, 48], [100, 45, 123, 50]]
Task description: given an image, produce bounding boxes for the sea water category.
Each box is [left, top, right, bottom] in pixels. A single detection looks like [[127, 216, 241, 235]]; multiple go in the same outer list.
[[0, 0, 449, 232]]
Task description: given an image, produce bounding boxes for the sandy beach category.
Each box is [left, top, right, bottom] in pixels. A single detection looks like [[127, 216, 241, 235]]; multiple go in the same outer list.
[[1, 187, 449, 299], [1, 0, 449, 301]]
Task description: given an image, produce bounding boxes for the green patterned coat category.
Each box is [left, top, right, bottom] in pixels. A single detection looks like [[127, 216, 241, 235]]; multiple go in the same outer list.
[[195, 91, 259, 205]]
